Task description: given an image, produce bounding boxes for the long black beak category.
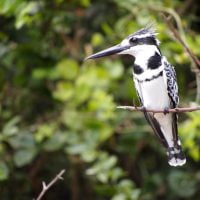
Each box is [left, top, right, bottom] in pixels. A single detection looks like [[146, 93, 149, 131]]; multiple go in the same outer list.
[[85, 44, 129, 60]]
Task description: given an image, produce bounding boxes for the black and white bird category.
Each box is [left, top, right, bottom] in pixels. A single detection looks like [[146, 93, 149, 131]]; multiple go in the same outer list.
[[85, 25, 186, 167]]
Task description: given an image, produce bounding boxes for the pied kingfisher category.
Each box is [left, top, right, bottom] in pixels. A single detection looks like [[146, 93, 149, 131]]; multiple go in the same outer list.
[[85, 25, 186, 167]]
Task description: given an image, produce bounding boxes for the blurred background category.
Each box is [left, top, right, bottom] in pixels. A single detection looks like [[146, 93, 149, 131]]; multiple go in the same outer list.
[[0, 0, 200, 199]]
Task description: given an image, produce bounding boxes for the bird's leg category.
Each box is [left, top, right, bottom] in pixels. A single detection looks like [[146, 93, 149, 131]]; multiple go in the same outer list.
[[163, 107, 170, 115]]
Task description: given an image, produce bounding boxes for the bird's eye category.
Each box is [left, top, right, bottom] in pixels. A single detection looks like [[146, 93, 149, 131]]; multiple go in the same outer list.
[[129, 38, 138, 45]]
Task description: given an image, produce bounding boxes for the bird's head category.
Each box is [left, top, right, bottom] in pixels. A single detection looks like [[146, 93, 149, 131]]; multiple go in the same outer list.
[[85, 24, 160, 60]]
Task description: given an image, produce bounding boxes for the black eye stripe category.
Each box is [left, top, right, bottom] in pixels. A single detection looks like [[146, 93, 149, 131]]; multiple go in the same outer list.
[[129, 37, 157, 46], [129, 38, 139, 45]]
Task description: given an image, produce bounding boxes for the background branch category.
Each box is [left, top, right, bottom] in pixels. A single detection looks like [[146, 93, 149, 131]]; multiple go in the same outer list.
[[161, 14, 200, 70], [117, 106, 200, 113], [34, 169, 66, 200], [161, 13, 200, 103]]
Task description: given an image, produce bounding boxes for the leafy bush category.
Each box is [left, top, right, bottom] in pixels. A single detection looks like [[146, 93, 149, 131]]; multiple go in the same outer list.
[[0, 0, 200, 199]]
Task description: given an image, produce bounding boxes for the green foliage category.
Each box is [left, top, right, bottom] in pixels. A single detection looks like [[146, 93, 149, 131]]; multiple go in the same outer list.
[[0, 0, 200, 199], [0, 161, 9, 180], [168, 170, 198, 198], [180, 112, 200, 161]]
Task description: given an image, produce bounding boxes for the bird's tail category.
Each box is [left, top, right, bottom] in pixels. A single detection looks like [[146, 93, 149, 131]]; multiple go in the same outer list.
[[166, 144, 186, 167]]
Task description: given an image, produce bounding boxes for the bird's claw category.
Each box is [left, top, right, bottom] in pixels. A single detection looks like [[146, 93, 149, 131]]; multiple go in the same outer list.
[[164, 107, 169, 115], [141, 106, 147, 112]]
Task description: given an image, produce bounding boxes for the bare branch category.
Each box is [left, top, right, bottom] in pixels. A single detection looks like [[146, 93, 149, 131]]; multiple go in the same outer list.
[[160, 13, 200, 103], [161, 13, 200, 70], [34, 169, 66, 200], [117, 106, 200, 113]]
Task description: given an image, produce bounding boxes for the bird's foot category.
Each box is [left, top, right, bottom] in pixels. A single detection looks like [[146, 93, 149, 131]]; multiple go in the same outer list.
[[141, 106, 147, 112], [164, 107, 169, 115]]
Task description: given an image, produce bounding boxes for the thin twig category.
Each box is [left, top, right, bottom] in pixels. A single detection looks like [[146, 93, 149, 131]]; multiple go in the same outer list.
[[117, 106, 200, 113], [150, 6, 185, 37], [161, 13, 200, 103], [161, 13, 200, 70], [34, 169, 66, 200]]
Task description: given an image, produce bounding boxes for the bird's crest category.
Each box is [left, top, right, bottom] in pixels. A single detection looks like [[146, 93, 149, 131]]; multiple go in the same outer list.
[[128, 22, 158, 39], [126, 22, 160, 45]]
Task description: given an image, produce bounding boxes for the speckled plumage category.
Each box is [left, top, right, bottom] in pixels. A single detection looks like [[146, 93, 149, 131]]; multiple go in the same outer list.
[[163, 59, 179, 106]]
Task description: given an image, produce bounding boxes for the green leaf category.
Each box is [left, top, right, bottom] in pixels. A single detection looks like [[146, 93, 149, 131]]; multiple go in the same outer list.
[[74, 83, 92, 104], [53, 81, 74, 101], [14, 149, 36, 167], [43, 132, 66, 151], [15, 1, 42, 29], [0, 161, 9, 181], [56, 59, 79, 80], [168, 170, 197, 198], [112, 193, 126, 200], [35, 124, 56, 142], [0, 0, 22, 15], [66, 143, 90, 154], [103, 60, 124, 79], [2, 116, 20, 137], [91, 33, 104, 47], [8, 133, 35, 149]]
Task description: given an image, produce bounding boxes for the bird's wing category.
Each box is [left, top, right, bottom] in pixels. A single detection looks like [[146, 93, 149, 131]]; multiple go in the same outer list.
[[162, 59, 179, 106], [163, 58, 179, 145], [133, 78, 143, 104]]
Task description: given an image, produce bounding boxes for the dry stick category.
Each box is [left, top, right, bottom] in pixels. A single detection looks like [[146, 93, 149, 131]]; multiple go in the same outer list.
[[34, 169, 66, 200], [117, 106, 200, 113], [161, 14, 200, 70]]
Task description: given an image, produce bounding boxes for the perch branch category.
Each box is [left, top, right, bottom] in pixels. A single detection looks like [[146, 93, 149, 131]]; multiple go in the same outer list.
[[34, 169, 66, 200], [117, 106, 200, 113]]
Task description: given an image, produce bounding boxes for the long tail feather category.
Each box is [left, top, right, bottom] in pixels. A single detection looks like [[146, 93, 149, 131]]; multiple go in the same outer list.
[[144, 112, 186, 167], [167, 142, 186, 167]]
